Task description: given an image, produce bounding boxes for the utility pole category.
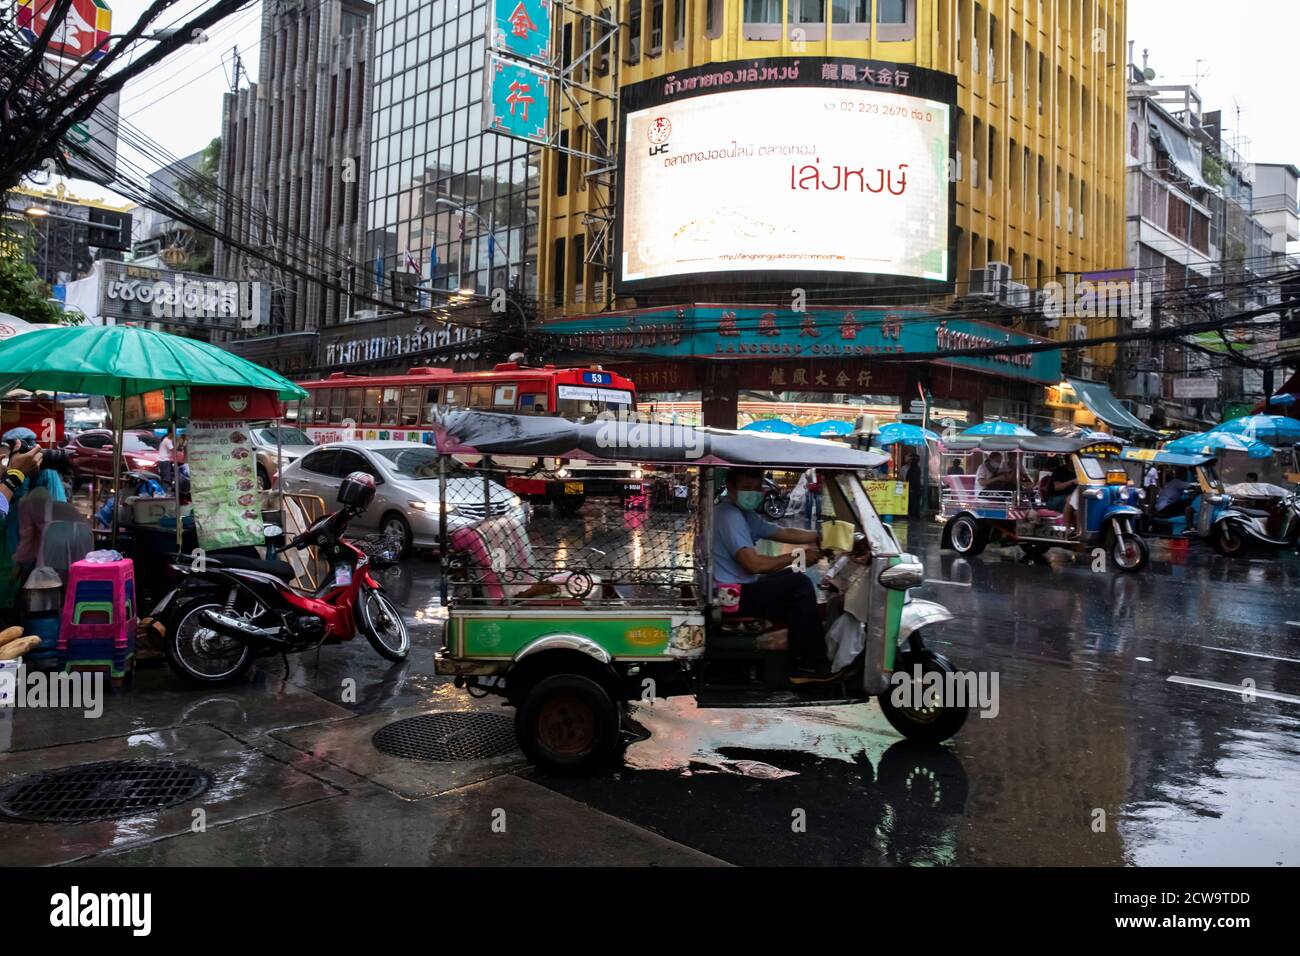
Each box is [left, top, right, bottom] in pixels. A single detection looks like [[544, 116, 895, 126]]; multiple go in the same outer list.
[[229, 46, 246, 93]]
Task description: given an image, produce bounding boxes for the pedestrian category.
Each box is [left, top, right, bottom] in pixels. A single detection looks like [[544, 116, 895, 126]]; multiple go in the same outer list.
[[902, 451, 924, 520]]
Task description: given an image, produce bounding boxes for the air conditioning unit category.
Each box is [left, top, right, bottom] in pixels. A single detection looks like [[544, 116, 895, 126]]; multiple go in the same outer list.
[[1003, 280, 1031, 308], [1067, 323, 1087, 341], [966, 269, 999, 299], [987, 261, 1013, 284]]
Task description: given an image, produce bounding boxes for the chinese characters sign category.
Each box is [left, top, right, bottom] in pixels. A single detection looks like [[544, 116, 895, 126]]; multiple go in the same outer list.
[[488, 0, 551, 63], [484, 53, 551, 144], [542, 306, 1062, 384]]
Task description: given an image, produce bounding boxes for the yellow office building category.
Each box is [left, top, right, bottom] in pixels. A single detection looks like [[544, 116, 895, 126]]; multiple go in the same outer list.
[[539, 0, 1126, 384]]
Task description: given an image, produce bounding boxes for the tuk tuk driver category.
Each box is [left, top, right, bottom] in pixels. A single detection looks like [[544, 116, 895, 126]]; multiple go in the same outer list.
[[714, 467, 832, 678]]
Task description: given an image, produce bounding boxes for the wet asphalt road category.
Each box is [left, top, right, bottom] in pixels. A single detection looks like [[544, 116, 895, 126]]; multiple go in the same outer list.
[[1, 520, 1298, 866]]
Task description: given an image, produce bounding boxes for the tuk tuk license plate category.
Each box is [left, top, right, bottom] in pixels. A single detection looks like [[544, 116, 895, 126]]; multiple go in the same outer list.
[[564, 482, 583, 495]]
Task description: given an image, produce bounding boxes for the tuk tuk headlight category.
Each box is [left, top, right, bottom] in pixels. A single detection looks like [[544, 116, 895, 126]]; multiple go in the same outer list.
[[1083, 487, 1105, 500], [879, 553, 924, 591]]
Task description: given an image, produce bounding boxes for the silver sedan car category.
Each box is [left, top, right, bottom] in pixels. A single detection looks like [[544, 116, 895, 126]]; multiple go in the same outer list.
[[275, 440, 526, 555]]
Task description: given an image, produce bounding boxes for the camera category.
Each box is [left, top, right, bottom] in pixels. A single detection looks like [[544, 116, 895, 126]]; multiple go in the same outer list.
[[7, 437, 72, 475]]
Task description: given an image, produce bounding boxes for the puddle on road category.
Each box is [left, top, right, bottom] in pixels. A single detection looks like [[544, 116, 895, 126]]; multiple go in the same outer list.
[[622, 696, 898, 774]]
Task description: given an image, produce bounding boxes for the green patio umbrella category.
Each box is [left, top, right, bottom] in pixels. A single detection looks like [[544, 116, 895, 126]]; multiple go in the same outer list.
[[0, 325, 305, 550], [0, 324, 306, 400]]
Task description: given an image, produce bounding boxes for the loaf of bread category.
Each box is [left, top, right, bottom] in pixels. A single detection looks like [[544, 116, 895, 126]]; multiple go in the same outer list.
[[0, 625, 25, 649]]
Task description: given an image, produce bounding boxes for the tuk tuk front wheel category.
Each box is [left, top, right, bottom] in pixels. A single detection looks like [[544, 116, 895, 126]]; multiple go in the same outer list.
[[515, 674, 621, 775], [948, 515, 986, 556], [1109, 523, 1149, 572], [877, 649, 969, 745]]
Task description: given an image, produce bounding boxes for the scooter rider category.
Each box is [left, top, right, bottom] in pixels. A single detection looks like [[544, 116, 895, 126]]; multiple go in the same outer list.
[[713, 467, 830, 678]]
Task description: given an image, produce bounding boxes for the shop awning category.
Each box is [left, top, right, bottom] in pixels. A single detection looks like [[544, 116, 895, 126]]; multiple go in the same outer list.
[[1067, 378, 1160, 436], [1148, 110, 1211, 191]]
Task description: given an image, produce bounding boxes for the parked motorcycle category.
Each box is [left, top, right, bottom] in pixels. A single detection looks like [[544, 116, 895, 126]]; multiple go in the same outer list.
[[155, 471, 410, 686]]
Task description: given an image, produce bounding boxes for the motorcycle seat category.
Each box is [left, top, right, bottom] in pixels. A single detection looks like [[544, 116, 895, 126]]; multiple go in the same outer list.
[[1235, 507, 1272, 520], [206, 553, 297, 580]]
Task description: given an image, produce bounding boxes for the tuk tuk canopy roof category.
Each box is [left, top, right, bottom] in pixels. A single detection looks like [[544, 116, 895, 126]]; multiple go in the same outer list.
[[434, 409, 890, 469], [1119, 447, 1213, 467], [941, 435, 1125, 455]]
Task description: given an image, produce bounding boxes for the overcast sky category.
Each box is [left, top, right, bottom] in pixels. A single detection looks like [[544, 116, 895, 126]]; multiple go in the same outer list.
[[51, 0, 1300, 205]]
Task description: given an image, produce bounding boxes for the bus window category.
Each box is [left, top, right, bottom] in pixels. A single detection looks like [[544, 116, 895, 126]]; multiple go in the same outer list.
[[493, 385, 517, 409], [423, 387, 442, 420], [469, 384, 493, 408], [289, 396, 304, 423], [328, 388, 344, 422], [401, 387, 420, 426], [518, 391, 548, 414], [314, 392, 331, 424], [381, 387, 400, 426], [362, 387, 382, 425], [444, 385, 465, 408], [344, 387, 363, 423]]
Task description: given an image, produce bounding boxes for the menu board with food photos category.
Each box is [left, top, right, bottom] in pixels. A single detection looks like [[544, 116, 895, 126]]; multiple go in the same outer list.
[[187, 421, 263, 549]]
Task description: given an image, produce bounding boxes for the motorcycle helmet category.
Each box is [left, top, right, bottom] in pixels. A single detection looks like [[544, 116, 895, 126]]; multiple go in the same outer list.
[[337, 471, 377, 510]]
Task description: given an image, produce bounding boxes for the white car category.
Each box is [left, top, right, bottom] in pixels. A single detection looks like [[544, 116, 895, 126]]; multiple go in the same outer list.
[[275, 440, 526, 555]]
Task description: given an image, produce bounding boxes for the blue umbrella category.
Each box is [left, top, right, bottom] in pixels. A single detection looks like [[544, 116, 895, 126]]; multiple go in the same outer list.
[[740, 419, 797, 434], [1211, 414, 1300, 445], [878, 422, 941, 447], [1165, 431, 1273, 459], [799, 420, 855, 438], [961, 420, 1035, 437]]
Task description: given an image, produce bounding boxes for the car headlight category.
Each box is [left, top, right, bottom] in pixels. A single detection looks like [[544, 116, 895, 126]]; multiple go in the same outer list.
[[130, 457, 154, 468], [556, 467, 570, 478], [631, 468, 643, 480], [507, 494, 522, 508], [410, 500, 455, 513]]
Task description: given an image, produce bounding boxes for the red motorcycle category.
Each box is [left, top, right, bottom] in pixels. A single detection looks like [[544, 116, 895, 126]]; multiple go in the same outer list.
[[157, 472, 410, 686]]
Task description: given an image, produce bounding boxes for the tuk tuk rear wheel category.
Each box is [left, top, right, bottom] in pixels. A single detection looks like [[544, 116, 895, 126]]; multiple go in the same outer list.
[[878, 650, 969, 745], [948, 516, 986, 556], [515, 674, 621, 775]]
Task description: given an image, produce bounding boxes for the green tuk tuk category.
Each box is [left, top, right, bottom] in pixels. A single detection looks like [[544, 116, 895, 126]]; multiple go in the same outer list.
[[431, 410, 969, 774]]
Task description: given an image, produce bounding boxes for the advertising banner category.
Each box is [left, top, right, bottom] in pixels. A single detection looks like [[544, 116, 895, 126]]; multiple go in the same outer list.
[[617, 57, 956, 292], [187, 422, 264, 550]]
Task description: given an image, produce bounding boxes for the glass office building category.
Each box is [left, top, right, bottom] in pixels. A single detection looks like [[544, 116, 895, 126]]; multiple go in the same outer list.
[[366, 0, 539, 304]]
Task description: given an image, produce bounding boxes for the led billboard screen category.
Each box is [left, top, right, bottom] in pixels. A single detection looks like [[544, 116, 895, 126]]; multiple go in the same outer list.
[[616, 58, 956, 293]]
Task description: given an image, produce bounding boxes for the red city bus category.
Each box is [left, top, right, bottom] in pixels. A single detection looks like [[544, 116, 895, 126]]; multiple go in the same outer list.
[[292, 363, 642, 511]]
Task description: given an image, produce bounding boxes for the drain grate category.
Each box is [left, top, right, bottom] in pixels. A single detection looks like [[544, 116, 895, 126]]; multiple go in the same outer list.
[[0, 760, 211, 823], [372, 712, 519, 762]]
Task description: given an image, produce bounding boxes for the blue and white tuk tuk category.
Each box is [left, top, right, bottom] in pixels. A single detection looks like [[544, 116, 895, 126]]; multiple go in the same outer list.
[[938, 436, 1149, 572]]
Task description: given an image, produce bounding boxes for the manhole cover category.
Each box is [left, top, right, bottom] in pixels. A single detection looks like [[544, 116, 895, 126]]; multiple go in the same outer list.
[[372, 712, 518, 762], [0, 760, 210, 823]]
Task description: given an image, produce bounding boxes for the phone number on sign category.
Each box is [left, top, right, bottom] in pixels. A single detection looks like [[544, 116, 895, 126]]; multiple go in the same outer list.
[[825, 101, 934, 121]]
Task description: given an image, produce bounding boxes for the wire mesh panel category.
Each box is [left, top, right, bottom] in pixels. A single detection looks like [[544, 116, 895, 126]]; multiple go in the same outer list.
[[443, 459, 702, 608]]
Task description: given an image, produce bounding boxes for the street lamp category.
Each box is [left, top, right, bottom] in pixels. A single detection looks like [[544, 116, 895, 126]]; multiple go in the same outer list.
[[434, 197, 508, 293]]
